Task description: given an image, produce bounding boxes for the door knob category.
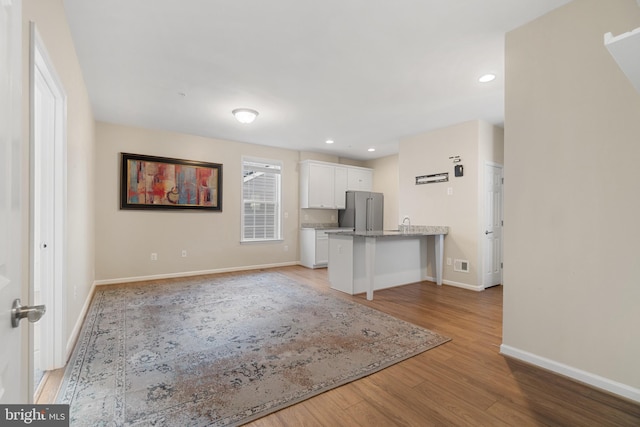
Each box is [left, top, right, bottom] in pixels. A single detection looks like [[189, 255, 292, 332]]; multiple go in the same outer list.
[[485, 230, 493, 235], [11, 299, 46, 328]]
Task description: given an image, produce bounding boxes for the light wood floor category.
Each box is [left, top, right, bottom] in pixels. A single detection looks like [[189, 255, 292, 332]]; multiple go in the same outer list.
[[41, 266, 639, 426]]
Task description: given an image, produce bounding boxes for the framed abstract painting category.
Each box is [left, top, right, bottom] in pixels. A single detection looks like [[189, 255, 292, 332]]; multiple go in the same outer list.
[[120, 153, 222, 211]]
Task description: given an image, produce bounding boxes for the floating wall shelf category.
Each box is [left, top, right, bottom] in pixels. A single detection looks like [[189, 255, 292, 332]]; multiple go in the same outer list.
[[605, 26, 640, 94]]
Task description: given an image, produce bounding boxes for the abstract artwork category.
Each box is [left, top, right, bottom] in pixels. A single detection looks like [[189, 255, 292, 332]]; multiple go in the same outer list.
[[120, 153, 222, 210]]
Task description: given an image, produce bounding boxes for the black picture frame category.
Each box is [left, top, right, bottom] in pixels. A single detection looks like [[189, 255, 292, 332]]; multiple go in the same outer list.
[[120, 152, 222, 211]]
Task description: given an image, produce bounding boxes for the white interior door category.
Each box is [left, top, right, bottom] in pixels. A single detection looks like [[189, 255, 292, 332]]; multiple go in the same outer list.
[[30, 23, 67, 395], [0, 0, 24, 404], [483, 163, 503, 288]]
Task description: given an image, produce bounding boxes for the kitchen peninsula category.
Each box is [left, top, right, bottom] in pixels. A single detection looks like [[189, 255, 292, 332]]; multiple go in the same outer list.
[[327, 227, 449, 300]]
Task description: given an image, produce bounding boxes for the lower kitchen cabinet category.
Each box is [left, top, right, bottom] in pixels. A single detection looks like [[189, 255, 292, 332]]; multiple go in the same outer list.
[[300, 228, 343, 268]]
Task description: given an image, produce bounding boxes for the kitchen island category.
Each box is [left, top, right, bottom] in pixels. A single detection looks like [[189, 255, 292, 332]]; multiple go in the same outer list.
[[327, 227, 449, 300]]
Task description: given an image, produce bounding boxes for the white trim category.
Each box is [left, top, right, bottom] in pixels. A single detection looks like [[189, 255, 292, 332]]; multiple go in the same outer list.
[[500, 344, 640, 403], [65, 281, 96, 362], [241, 156, 283, 243], [425, 276, 484, 292], [93, 262, 298, 286]]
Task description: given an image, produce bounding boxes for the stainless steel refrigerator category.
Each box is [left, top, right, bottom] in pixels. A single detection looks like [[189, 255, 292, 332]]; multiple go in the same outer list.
[[338, 191, 384, 231]]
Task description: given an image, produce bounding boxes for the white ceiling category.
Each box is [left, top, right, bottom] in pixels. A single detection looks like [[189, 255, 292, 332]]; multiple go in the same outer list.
[[63, 0, 571, 160]]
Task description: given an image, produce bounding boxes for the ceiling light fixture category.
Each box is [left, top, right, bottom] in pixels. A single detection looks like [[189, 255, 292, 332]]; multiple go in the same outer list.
[[368, 148, 376, 152], [478, 73, 496, 83], [232, 108, 259, 124], [325, 139, 334, 144]]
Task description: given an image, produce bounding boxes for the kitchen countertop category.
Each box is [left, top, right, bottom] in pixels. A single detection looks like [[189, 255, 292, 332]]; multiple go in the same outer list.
[[326, 226, 449, 237], [300, 223, 342, 229]]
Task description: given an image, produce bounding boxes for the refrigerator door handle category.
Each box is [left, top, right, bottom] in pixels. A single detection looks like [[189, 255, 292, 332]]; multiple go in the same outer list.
[[367, 197, 374, 231], [365, 197, 370, 230]]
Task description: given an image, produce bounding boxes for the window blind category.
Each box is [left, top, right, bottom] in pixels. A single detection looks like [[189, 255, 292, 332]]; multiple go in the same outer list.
[[242, 159, 282, 242]]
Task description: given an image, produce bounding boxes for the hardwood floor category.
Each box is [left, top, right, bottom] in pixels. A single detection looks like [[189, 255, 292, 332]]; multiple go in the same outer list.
[[250, 266, 640, 426], [42, 266, 639, 426]]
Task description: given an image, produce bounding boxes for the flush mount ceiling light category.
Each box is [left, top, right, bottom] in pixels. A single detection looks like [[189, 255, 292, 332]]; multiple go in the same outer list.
[[232, 108, 259, 124], [325, 139, 334, 144], [368, 148, 376, 152], [478, 73, 496, 83]]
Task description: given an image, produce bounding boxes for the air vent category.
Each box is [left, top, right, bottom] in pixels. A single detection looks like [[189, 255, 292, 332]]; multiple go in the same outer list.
[[454, 259, 470, 273]]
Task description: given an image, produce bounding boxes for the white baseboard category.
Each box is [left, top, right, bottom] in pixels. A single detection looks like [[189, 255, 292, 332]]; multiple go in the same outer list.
[[65, 281, 97, 362], [500, 344, 640, 403], [93, 262, 299, 286], [425, 276, 484, 292]]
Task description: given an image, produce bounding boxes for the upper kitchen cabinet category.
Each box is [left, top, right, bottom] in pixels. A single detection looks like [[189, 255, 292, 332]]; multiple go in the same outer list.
[[334, 166, 348, 209], [347, 167, 372, 191], [301, 161, 334, 208], [300, 160, 372, 209]]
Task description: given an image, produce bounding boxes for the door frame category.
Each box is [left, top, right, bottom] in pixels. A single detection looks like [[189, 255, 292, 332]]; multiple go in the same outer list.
[[0, 0, 24, 404], [482, 161, 503, 289], [29, 22, 67, 394]]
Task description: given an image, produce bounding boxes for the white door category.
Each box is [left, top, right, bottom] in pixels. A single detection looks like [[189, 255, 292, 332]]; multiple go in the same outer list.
[[0, 0, 24, 404], [483, 164, 503, 288], [31, 23, 67, 396]]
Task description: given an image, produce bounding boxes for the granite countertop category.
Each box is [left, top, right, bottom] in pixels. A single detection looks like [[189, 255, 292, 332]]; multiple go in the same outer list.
[[300, 223, 344, 229], [326, 226, 449, 237]]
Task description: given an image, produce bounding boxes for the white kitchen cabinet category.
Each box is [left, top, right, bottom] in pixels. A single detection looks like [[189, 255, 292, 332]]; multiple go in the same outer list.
[[347, 167, 373, 191], [300, 228, 341, 268], [300, 160, 372, 209], [307, 162, 334, 208], [334, 166, 348, 209]]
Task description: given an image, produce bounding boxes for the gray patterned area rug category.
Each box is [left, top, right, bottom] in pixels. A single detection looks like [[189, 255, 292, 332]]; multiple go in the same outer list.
[[57, 271, 450, 426]]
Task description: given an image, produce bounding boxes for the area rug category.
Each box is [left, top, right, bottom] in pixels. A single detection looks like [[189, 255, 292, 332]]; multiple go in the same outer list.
[[57, 271, 450, 426]]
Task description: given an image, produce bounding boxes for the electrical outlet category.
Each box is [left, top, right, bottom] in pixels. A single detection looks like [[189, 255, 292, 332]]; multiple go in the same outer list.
[[447, 187, 453, 196], [151, 253, 158, 261], [284, 211, 289, 219], [181, 249, 187, 258], [447, 257, 452, 266]]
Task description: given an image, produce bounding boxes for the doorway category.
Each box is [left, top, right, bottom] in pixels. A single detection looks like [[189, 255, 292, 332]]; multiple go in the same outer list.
[[30, 23, 67, 399], [483, 163, 503, 288]]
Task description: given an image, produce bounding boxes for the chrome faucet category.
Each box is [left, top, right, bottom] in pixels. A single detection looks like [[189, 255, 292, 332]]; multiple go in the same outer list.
[[402, 216, 411, 234]]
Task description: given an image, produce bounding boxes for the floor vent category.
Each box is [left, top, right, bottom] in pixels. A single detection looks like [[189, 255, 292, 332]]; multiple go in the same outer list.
[[454, 259, 470, 273]]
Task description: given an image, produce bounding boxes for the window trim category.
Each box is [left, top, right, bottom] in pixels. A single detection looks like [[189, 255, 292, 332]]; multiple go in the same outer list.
[[240, 156, 283, 243]]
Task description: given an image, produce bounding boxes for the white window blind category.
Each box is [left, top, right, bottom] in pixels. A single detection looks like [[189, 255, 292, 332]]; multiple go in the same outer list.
[[242, 158, 282, 242]]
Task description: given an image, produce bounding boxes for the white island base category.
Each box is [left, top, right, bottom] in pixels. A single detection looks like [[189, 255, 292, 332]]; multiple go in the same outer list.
[[327, 228, 447, 300]]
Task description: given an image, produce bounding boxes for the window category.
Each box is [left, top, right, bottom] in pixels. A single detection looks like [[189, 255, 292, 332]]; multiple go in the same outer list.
[[241, 158, 282, 242]]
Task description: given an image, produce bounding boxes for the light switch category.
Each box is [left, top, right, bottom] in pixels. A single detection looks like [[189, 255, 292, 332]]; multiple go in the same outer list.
[[447, 187, 453, 195]]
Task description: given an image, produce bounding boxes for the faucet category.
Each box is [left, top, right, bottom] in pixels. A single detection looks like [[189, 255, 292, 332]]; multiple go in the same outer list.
[[402, 216, 411, 234]]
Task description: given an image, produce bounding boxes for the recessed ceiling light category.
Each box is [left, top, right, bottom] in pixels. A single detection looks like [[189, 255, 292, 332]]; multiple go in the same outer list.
[[479, 74, 496, 83], [368, 148, 376, 152], [325, 139, 334, 144]]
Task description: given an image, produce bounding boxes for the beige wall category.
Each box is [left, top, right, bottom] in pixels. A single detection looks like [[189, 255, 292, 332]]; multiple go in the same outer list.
[[399, 120, 503, 288], [365, 154, 399, 230], [503, 0, 640, 396], [95, 122, 300, 281], [22, 0, 96, 354]]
